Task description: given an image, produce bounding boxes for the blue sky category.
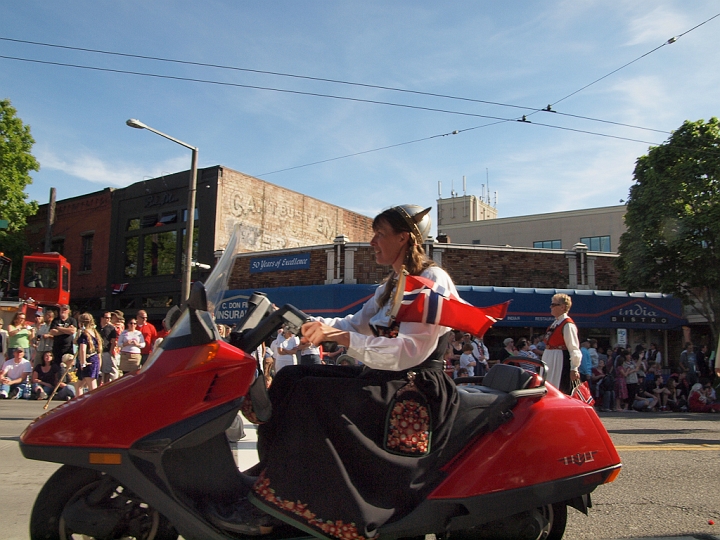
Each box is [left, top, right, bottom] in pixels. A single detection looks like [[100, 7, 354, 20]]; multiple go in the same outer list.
[[2, 1, 719, 233]]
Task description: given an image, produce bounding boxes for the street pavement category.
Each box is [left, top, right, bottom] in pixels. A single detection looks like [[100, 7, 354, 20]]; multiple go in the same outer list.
[[1, 400, 718, 540]]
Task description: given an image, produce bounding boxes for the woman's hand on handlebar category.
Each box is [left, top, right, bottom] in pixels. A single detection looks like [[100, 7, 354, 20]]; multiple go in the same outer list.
[[301, 321, 350, 348]]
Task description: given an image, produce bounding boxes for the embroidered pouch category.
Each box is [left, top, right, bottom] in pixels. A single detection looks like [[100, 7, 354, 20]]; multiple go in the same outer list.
[[384, 371, 432, 456]]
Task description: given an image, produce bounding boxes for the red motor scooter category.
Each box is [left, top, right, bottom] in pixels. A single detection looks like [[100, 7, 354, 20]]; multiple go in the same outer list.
[[21, 226, 621, 540]]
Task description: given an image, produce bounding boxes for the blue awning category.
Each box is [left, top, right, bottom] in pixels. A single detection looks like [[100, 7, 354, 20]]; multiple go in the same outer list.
[[216, 284, 686, 330]]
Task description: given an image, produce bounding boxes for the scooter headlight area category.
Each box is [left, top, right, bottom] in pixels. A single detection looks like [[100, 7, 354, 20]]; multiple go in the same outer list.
[[19, 282, 621, 540]]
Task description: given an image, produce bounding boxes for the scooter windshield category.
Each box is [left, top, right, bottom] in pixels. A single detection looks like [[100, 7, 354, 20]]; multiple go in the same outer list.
[[141, 224, 244, 368]]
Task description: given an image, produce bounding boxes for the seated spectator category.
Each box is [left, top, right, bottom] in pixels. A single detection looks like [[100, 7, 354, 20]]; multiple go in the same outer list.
[[498, 337, 516, 361], [664, 377, 686, 412], [321, 341, 346, 365], [651, 375, 672, 411], [31, 351, 58, 400], [336, 354, 356, 367], [515, 338, 540, 372], [632, 387, 659, 412], [688, 382, 720, 413], [0, 348, 33, 399]]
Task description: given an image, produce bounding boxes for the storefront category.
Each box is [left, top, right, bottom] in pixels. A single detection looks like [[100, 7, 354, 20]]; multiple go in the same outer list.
[[215, 284, 686, 363]]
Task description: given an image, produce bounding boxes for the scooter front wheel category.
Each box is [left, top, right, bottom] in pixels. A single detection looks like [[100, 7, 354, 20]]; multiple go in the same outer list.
[[30, 465, 178, 540]]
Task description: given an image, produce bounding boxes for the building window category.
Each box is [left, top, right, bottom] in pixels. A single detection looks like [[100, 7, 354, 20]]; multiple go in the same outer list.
[[580, 236, 611, 252], [472, 239, 482, 245], [533, 240, 561, 249], [124, 237, 139, 278], [143, 231, 177, 276], [81, 234, 94, 271], [127, 218, 140, 231]]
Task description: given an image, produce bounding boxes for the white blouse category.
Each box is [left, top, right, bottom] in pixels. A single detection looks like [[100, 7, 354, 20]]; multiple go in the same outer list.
[[316, 266, 457, 371]]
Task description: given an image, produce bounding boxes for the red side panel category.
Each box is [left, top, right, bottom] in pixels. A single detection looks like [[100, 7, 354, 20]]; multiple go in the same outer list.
[[430, 385, 621, 499], [20, 341, 255, 448]]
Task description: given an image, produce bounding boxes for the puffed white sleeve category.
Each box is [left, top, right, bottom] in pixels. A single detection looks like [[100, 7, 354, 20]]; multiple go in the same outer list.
[[317, 267, 457, 371], [563, 321, 582, 371]]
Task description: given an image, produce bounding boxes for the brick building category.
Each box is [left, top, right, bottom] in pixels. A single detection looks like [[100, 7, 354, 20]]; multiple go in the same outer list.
[[107, 166, 373, 319], [24, 166, 373, 318], [24, 188, 114, 311], [219, 239, 685, 363]]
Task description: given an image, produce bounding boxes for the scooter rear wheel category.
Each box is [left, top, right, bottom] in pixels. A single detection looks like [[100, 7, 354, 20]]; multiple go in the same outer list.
[[30, 464, 178, 540]]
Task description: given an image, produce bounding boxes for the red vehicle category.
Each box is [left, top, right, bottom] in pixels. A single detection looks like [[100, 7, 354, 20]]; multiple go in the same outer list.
[[20, 225, 621, 540], [19, 252, 71, 307]]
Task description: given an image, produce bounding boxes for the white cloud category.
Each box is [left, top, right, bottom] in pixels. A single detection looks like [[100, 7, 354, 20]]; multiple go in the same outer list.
[[36, 148, 188, 188]]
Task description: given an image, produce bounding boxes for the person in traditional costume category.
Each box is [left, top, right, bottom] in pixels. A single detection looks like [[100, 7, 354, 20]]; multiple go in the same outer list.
[[543, 293, 582, 394], [210, 205, 460, 539]]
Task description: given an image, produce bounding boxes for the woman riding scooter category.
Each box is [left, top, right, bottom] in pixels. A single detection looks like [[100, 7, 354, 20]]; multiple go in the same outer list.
[[211, 205, 460, 539]]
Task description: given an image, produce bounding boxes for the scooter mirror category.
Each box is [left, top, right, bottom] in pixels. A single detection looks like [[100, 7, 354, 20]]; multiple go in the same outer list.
[[188, 281, 208, 312]]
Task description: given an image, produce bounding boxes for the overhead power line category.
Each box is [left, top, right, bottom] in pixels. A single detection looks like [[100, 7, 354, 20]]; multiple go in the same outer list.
[[0, 52, 663, 148], [0, 35, 671, 135]]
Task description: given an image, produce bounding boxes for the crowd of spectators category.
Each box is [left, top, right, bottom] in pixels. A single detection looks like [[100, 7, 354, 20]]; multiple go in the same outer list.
[[0, 307, 161, 401]]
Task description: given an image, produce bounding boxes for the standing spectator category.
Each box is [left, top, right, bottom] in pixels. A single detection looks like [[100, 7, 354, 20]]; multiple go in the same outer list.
[[458, 343, 477, 376], [680, 342, 698, 385], [588, 339, 599, 368], [544, 293, 582, 394], [597, 346, 608, 365], [35, 309, 55, 367], [624, 351, 640, 405], [8, 312, 34, 360], [614, 353, 629, 411], [579, 341, 593, 382], [1, 348, 33, 399], [136, 310, 157, 366], [0, 319, 7, 360], [646, 342, 662, 366], [465, 333, 489, 376], [75, 313, 102, 395], [98, 312, 118, 384], [49, 305, 77, 367], [274, 328, 300, 374], [118, 319, 145, 374], [298, 340, 321, 366], [696, 344, 710, 378]]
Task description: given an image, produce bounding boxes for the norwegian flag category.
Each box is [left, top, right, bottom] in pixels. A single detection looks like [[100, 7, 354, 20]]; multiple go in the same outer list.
[[391, 273, 510, 337], [111, 283, 129, 295]]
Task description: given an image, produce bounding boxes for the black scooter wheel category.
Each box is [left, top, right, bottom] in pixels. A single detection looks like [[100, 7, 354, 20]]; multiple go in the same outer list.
[[543, 502, 567, 540], [30, 464, 178, 540]]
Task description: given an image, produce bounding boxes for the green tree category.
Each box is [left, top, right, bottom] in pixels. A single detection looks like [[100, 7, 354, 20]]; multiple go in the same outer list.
[[0, 98, 39, 282], [616, 118, 720, 342]]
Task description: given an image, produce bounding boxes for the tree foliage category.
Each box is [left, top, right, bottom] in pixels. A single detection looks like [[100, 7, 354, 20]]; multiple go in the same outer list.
[[0, 98, 39, 282], [616, 118, 720, 340]]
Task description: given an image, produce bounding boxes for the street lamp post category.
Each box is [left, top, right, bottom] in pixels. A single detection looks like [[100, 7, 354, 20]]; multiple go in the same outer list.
[[126, 119, 198, 304]]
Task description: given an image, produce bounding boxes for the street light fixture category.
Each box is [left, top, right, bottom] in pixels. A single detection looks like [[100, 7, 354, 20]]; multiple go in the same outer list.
[[126, 119, 198, 304]]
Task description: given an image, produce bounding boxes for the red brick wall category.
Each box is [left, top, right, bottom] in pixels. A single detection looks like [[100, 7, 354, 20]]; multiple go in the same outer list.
[[228, 244, 623, 290]]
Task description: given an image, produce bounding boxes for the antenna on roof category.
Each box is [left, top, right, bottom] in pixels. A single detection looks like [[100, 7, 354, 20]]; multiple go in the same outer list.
[[438, 181, 442, 198], [463, 175, 466, 196]]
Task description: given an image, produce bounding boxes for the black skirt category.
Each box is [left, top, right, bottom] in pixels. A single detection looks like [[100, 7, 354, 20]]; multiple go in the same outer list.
[[253, 363, 459, 539]]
